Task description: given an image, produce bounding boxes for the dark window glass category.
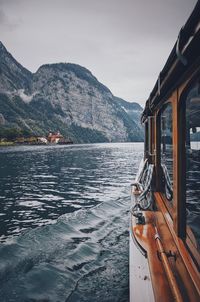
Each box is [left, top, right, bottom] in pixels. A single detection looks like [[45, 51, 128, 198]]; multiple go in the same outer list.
[[144, 121, 148, 157], [148, 116, 154, 156], [160, 103, 173, 201], [185, 79, 200, 251]]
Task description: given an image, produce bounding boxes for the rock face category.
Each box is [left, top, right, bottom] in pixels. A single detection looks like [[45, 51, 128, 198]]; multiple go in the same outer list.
[[0, 42, 32, 93], [0, 41, 144, 143]]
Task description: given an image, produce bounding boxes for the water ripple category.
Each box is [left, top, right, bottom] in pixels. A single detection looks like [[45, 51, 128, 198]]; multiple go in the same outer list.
[[0, 142, 143, 301]]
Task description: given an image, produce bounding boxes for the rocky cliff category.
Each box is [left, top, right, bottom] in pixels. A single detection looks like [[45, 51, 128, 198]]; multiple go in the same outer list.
[[0, 41, 143, 143]]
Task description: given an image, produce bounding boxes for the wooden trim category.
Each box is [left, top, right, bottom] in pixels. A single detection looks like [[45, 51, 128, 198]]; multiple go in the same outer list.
[[155, 110, 162, 191], [157, 100, 174, 217], [148, 116, 155, 163], [131, 206, 200, 301], [131, 211, 174, 302], [155, 230, 183, 302], [155, 192, 200, 298], [144, 121, 149, 159], [172, 89, 186, 238], [177, 71, 200, 263]]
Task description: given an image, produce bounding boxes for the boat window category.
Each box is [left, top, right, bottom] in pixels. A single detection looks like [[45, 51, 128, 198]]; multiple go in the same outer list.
[[185, 78, 200, 251], [160, 103, 173, 202], [148, 116, 155, 156], [144, 121, 148, 158]]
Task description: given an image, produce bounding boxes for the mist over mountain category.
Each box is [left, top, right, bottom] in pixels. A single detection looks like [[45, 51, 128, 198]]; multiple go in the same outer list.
[[0, 41, 143, 143]]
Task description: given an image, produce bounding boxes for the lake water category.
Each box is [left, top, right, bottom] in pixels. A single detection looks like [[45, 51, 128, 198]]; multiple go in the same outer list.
[[0, 143, 143, 302]]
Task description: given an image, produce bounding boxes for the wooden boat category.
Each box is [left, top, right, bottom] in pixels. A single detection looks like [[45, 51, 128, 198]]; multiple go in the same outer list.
[[130, 2, 200, 301]]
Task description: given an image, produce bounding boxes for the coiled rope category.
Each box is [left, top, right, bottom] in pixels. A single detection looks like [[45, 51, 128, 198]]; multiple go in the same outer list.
[[161, 164, 173, 201], [138, 164, 154, 210]]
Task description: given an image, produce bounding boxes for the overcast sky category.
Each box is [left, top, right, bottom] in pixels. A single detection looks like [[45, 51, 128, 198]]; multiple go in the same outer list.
[[0, 0, 198, 106]]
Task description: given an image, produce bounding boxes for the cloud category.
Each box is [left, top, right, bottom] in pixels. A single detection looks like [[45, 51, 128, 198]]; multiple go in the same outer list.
[[0, 8, 21, 31], [0, 9, 7, 24], [0, 0, 198, 104]]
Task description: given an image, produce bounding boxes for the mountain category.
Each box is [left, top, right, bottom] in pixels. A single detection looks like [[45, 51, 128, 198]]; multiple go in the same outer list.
[[114, 97, 143, 125], [0, 41, 144, 143], [0, 42, 32, 93]]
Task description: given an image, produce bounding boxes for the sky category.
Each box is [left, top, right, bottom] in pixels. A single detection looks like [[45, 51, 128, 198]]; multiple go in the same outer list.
[[0, 0, 198, 106]]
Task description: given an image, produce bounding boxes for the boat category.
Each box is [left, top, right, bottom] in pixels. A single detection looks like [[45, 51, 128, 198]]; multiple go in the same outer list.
[[130, 2, 200, 301]]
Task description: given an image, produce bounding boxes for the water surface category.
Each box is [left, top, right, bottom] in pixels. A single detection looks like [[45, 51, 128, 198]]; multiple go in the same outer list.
[[0, 143, 143, 302]]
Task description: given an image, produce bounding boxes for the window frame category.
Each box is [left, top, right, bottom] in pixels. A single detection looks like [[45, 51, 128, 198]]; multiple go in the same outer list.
[[178, 73, 200, 265], [144, 120, 149, 159], [157, 100, 174, 217]]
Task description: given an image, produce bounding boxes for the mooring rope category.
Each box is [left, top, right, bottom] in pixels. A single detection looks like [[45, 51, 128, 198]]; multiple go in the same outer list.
[[161, 164, 173, 201], [137, 164, 154, 210]]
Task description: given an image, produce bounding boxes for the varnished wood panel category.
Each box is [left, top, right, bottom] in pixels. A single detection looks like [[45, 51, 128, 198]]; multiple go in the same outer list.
[[131, 211, 174, 302], [155, 192, 200, 300]]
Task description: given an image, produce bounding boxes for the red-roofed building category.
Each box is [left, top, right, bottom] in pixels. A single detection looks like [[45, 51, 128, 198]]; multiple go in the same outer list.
[[47, 131, 64, 144]]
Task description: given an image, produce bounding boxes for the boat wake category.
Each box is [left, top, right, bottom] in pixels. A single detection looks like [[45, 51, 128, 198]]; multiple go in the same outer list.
[[0, 194, 130, 302], [0, 143, 143, 301]]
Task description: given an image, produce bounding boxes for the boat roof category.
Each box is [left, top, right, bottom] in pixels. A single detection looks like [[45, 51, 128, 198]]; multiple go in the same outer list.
[[141, 1, 200, 123]]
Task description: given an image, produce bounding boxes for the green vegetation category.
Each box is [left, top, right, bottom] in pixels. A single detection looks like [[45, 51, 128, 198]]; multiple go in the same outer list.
[[0, 141, 14, 146], [0, 92, 113, 144], [0, 41, 145, 144], [69, 123, 109, 143], [0, 127, 31, 140]]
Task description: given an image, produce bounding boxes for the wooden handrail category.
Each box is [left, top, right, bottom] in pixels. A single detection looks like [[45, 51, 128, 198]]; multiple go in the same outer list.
[[154, 229, 183, 302]]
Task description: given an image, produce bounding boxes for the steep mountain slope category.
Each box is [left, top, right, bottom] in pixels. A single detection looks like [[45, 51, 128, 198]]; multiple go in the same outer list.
[[114, 97, 143, 125], [0, 42, 32, 93], [0, 41, 144, 143]]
